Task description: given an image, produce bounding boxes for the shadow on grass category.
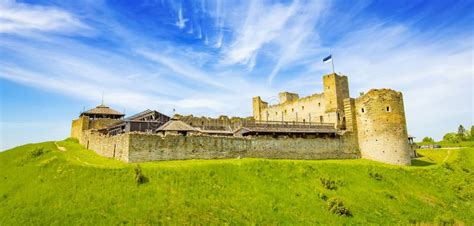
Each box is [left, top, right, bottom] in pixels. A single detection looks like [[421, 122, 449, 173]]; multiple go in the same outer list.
[[411, 159, 436, 166]]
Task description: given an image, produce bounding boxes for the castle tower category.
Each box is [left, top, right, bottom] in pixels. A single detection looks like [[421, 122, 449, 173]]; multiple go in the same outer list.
[[252, 96, 268, 121], [354, 89, 411, 165], [70, 104, 125, 140], [323, 73, 349, 113]]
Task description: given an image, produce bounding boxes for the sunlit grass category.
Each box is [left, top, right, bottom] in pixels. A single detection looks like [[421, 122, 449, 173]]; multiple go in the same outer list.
[[0, 139, 473, 225]]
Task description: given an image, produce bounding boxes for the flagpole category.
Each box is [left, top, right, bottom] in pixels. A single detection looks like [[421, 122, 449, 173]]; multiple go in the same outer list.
[[331, 56, 335, 74]]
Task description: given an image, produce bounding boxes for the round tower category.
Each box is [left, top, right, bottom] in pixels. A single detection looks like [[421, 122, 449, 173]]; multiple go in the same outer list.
[[355, 89, 411, 165]]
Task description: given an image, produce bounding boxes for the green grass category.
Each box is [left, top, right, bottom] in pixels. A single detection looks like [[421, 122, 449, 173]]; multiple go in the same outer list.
[[417, 140, 474, 148], [0, 140, 473, 225]]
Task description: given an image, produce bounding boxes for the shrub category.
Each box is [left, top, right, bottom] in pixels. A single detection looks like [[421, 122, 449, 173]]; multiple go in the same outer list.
[[384, 192, 396, 200], [442, 162, 454, 171], [422, 137, 434, 143], [320, 177, 337, 190], [134, 165, 148, 185], [318, 192, 328, 201], [327, 197, 352, 217], [434, 215, 455, 225], [29, 148, 44, 158], [368, 171, 383, 181]]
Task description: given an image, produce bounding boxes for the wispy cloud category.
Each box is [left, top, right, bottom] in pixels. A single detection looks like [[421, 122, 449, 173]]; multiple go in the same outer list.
[[0, 0, 89, 34], [175, 6, 188, 29], [220, 1, 299, 69]]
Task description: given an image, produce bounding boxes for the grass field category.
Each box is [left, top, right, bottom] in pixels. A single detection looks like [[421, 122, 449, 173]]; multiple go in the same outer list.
[[0, 139, 473, 225]]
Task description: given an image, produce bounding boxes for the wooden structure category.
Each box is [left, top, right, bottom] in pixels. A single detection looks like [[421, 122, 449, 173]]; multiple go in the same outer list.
[[102, 110, 170, 135], [80, 104, 125, 120], [233, 120, 336, 137]]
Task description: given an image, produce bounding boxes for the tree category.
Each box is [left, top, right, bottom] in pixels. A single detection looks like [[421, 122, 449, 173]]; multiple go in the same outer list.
[[422, 137, 434, 143], [443, 133, 460, 143], [471, 125, 474, 141], [458, 125, 466, 140]]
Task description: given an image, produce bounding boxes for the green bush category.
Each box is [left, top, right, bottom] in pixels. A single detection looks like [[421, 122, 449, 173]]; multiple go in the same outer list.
[[320, 177, 337, 190], [134, 165, 148, 185], [318, 192, 328, 201], [368, 170, 383, 181], [434, 215, 455, 225], [29, 148, 44, 158], [327, 197, 352, 217], [442, 162, 454, 171]]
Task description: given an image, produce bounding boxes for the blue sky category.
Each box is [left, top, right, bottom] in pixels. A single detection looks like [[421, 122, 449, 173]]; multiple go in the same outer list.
[[0, 0, 473, 150]]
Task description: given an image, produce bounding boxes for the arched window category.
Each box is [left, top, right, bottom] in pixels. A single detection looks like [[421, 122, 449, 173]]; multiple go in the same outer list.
[[361, 108, 365, 113], [386, 106, 391, 112]]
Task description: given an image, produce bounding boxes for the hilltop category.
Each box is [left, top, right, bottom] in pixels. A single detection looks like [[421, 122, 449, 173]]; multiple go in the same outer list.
[[0, 139, 473, 225]]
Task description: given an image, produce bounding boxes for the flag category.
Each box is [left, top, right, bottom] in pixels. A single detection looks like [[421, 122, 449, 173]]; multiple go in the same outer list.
[[323, 55, 332, 63]]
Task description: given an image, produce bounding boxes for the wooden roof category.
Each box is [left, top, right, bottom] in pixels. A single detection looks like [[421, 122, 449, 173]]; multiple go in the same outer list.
[[155, 120, 197, 132], [233, 121, 336, 135], [81, 104, 125, 116], [125, 109, 169, 121]]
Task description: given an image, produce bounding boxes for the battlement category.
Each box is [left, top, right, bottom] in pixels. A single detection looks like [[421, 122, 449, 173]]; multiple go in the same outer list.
[[278, 92, 300, 103]]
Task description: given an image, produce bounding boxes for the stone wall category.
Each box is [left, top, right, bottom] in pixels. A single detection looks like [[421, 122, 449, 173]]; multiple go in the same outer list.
[[254, 93, 334, 123], [252, 73, 348, 128], [80, 131, 130, 162], [71, 116, 120, 140], [89, 118, 120, 130], [127, 133, 359, 163], [71, 116, 89, 139], [323, 73, 349, 113], [354, 89, 411, 165]]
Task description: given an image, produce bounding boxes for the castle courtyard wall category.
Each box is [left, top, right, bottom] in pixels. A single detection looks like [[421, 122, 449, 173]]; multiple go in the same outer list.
[[80, 131, 130, 162], [79, 132, 359, 163], [127, 133, 359, 162]]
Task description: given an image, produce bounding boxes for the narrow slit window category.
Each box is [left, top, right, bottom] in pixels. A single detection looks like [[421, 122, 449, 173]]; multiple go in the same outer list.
[[361, 108, 365, 113], [386, 106, 391, 112]]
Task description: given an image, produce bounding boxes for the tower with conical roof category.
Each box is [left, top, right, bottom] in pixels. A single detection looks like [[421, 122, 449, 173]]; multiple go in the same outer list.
[[71, 103, 124, 140]]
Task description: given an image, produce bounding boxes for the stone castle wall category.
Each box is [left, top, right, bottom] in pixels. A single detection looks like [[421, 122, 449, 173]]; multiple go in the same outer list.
[[71, 116, 119, 139], [252, 73, 348, 128], [80, 132, 360, 163], [71, 116, 89, 139], [354, 89, 411, 165], [80, 131, 130, 162]]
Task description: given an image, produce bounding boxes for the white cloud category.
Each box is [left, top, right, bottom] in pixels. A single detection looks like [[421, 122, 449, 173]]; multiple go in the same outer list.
[[0, 0, 89, 34], [175, 6, 188, 29], [220, 1, 299, 69]]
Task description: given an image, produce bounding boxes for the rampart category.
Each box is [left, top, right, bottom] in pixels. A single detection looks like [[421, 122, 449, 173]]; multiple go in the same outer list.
[[80, 131, 360, 163], [80, 131, 130, 162]]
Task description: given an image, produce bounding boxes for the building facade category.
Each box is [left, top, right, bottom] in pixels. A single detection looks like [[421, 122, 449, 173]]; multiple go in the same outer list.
[[253, 73, 348, 129], [253, 73, 412, 165]]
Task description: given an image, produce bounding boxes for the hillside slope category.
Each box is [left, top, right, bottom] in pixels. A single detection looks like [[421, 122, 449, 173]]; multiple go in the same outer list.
[[0, 139, 473, 225]]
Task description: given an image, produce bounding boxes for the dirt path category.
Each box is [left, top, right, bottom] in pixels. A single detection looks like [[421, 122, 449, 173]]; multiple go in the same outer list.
[[54, 142, 66, 152]]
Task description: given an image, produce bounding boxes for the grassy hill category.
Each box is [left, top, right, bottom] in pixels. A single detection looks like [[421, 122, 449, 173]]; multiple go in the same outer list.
[[0, 139, 473, 225]]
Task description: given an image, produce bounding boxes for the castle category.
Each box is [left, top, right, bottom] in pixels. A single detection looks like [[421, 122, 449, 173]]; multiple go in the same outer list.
[[71, 73, 415, 165]]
